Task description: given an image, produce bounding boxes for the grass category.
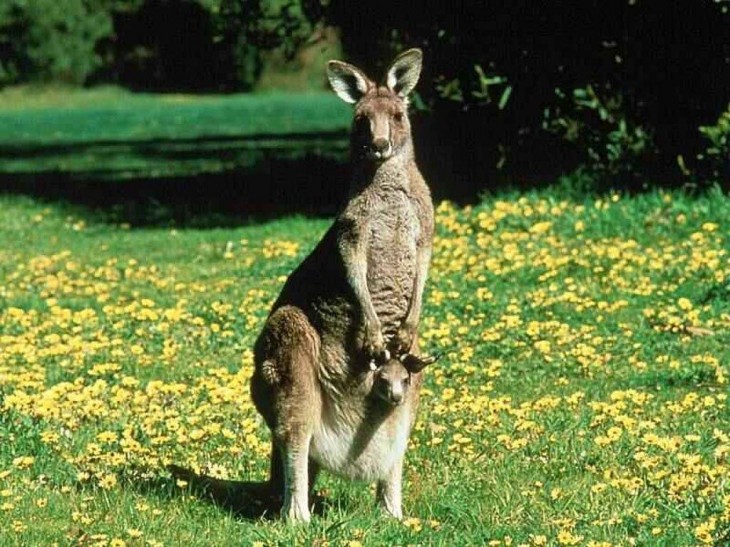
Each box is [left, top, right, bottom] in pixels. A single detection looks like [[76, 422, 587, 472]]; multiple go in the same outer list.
[[0, 184, 729, 545], [0, 87, 350, 179]]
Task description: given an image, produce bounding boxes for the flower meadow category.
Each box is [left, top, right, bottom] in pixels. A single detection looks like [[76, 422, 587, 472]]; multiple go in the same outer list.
[[0, 188, 728, 546]]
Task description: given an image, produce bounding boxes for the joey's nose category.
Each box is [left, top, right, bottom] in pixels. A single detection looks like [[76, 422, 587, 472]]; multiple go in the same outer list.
[[372, 138, 391, 158], [390, 390, 403, 405]]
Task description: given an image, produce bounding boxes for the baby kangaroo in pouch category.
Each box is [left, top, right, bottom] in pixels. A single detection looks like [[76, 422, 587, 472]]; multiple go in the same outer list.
[[250, 48, 434, 522], [371, 353, 440, 407]]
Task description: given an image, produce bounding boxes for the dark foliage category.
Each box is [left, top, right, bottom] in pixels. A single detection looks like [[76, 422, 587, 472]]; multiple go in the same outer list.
[[307, 0, 729, 190], [0, 0, 113, 85], [99, 0, 316, 92], [1, 0, 727, 195], [1, 0, 314, 92]]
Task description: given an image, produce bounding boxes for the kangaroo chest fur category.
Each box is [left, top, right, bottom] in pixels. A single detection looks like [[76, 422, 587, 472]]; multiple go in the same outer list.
[[269, 174, 422, 343], [309, 383, 415, 481], [350, 172, 421, 337]]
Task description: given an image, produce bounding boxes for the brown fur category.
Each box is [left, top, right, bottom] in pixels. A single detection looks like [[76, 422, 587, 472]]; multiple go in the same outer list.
[[250, 49, 433, 522]]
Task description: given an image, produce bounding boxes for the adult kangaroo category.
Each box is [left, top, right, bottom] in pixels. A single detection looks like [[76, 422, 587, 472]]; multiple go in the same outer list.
[[250, 48, 434, 522]]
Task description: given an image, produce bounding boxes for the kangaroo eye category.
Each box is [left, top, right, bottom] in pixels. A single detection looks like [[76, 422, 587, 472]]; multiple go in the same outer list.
[[393, 112, 404, 123]]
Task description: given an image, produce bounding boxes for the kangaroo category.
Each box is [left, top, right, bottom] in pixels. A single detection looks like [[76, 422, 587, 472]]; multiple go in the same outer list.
[[250, 48, 434, 523]]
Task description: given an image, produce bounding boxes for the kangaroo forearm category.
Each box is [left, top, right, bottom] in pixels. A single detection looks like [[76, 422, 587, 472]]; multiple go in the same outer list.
[[338, 227, 380, 328], [347, 259, 380, 327], [404, 245, 431, 326]]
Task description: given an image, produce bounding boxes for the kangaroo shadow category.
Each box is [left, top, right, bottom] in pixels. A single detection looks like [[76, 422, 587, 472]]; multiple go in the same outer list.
[[165, 464, 331, 520], [165, 464, 280, 520]]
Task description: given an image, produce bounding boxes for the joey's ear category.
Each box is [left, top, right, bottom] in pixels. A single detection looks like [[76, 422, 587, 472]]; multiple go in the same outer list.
[[327, 60, 372, 104], [402, 352, 440, 374], [385, 48, 423, 98]]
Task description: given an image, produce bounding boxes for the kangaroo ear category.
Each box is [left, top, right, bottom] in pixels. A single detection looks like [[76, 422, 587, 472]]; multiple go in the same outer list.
[[327, 60, 372, 104], [385, 48, 423, 98], [402, 352, 440, 374]]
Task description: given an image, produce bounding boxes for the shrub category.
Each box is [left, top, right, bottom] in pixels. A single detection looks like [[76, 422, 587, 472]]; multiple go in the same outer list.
[[543, 85, 652, 184], [696, 105, 730, 187], [0, 0, 317, 91], [211, 0, 316, 91], [0, 0, 113, 85]]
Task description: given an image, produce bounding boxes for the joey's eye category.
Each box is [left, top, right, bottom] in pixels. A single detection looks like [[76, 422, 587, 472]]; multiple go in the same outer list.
[[393, 112, 404, 123], [403, 375, 411, 385]]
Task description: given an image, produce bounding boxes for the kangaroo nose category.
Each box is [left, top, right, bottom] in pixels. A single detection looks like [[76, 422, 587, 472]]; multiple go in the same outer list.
[[390, 390, 403, 405], [372, 138, 391, 157]]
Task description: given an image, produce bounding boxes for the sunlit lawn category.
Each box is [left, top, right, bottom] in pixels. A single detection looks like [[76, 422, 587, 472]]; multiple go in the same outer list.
[[0, 88, 350, 180], [0, 185, 728, 546]]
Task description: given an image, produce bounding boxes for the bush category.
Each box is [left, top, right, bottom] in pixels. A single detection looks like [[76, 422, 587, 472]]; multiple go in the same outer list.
[[0, 0, 113, 85], [100, 0, 316, 92], [695, 104, 730, 187], [0, 0, 317, 91], [543, 85, 652, 183], [211, 0, 316, 92]]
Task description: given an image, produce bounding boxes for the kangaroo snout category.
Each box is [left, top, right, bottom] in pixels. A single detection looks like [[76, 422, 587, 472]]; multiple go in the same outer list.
[[388, 387, 404, 405], [371, 137, 392, 160]]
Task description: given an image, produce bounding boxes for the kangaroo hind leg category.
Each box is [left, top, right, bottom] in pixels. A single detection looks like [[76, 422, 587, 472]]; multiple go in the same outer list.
[[254, 306, 321, 522]]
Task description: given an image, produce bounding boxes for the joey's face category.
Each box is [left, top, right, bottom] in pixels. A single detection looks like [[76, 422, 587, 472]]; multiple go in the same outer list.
[[373, 359, 411, 406], [352, 89, 411, 163]]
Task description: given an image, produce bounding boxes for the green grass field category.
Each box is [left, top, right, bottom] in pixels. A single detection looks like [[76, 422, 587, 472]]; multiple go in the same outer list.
[[1, 185, 729, 546], [0, 88, 350, 179]]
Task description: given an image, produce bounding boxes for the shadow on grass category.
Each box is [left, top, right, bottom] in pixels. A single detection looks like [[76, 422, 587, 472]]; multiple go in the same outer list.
[[0, 154, 351, 228], [166, 464, 280, 520], [626, 363, 723, 392], [159, 464, 330, 521], [0, 121, 507, 229]]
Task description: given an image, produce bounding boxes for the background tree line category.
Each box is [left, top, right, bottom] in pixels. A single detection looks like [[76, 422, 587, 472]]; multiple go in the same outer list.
[[0, 0, 727, 193]]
